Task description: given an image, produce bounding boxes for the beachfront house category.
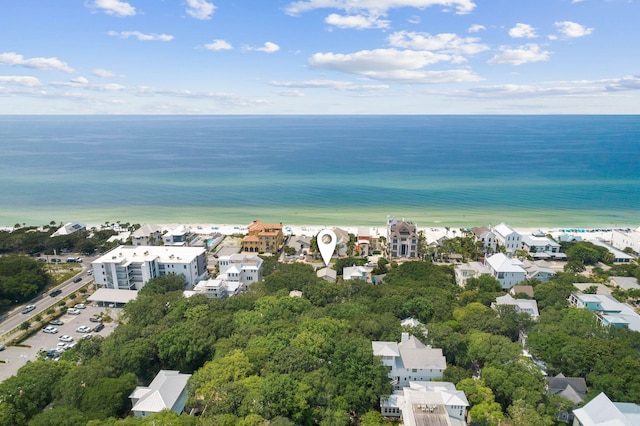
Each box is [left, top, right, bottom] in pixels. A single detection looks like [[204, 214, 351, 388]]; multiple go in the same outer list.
[[484, 253, 527, 289], [493, 222, 522, 254], [386, 217, 418, 259], [521, 233, 564, 259], [590, 239, 635, 263], [372, 332, 446, 390], [242, 219, 284, 254], [380, 381, 469, 425], [162, 225, 193, 246], [92, 245, 208, 290], [51, 222, 86, 237], [611, 227, 640, 256], [471, 226, 497, 253], [131, 224, 163, 246], [129, 370, 191, 418]]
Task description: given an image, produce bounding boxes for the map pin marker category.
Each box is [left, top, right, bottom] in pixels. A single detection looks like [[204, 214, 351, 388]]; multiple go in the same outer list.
[[317, 229, 337, 266]]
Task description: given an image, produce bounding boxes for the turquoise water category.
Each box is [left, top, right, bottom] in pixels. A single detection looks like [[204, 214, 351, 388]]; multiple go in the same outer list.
[[0, 115, 639, 228]]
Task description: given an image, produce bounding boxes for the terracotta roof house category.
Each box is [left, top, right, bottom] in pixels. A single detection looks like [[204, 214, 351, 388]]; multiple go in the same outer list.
[[242, 220, 283, 254]]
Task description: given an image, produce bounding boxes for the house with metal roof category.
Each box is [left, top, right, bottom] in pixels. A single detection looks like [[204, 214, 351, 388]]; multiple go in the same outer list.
[[493, 222, 521, 254], [492, 293, 539, 319], [485, 253, 527, 289], [380, 381, 469, 426], [609, 276, 640, 291], [372, 333, 446, 390], [342, 265, 368, 281], [572, 392, 640, 426], [129, 370, 191, 418]]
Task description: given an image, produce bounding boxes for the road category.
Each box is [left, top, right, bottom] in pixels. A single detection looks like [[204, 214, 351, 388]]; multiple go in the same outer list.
[[0, 255, 99, 341]]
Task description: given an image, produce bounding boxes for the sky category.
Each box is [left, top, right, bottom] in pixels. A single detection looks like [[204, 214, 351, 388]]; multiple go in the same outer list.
[[1, 0, 639, 114]]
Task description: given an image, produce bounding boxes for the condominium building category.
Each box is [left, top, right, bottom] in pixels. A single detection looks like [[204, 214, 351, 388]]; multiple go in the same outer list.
[[92, 245, 208, 290]]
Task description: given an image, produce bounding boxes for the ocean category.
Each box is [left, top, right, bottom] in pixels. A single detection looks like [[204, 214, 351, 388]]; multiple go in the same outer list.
[[0, 115, 639, 228]]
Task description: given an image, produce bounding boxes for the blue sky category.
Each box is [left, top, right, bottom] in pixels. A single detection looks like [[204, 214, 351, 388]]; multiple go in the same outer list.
[[1, 0, 639, 114]]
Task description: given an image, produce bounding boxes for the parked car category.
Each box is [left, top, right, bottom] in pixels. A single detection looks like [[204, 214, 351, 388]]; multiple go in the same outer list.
[[87, 270, 93, 275], [21, 305, 36, 314], [89, 316, 102, 323], [67, 308, 81, 315], [81, 333, 93, 340], [76, 325, 91, 333], [42, 326, 58, 334], [49, 289, 62, 297], [51, 258, 61, 263], [58, 335, 73, 342], [49, 319, 64, 326], [92, 323, 105, 332], [74, 304, 86, 309]]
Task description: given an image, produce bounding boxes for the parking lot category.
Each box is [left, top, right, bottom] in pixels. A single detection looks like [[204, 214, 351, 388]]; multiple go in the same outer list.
[[0, 304, 119, 381]]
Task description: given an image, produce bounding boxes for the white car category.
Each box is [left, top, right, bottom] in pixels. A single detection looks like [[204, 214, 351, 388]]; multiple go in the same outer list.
[[74, 304, 86, 309], [42, 326, 58, 334], [58, 335, 74, 342], [76, 325, 91, 333], [81, 333, 93, 340], [67, 308, 81, 315]]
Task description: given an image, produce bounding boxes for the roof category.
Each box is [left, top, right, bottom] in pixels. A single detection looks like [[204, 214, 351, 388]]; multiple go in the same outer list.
[[547, 373, 587, 404], [372, 341, 400, 358], [572, 392, 640, 426], [493, 222, 518, 238], [132, 224, 162, 238], [573, 283, 611, 295], [51, 222, 86, 237], [610, 276, 640, 291], [494, 294, 539, 318], [93, 245, 205, 265], [486, 253, 526, 274], [510, 285, 534, 298], [316, 267, 337, 280], [397, 335, 446, 370], [130, 370, 191, 414], [87, 288, 138, 304]]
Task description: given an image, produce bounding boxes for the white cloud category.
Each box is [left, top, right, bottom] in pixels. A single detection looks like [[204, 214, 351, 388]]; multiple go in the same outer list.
[[468, 24, 485, 33], [285, 0, 476, 16], [0, 52, 75, 73], [0, 76, 41, 87], [204, 39, 233, 51], [388, 31, 489, 56], [605, 75, 640, 91], [555, 21, 593, 38], [325, 13, 390, 29], [509, 23, 537, 38], [186, 0, 216, 20], [269, 79, 389, 91], [108, 31, 174, 41], [87, 0, 136, 17], [246, 42, 280, 53], [274, 89, 306, 97], [308, 48, 482, 83], [92, 68, 116, 78], [488, 44, 550, 65]]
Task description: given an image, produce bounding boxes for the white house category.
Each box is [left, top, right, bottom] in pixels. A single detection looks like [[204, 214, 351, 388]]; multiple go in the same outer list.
[[131, 224, 163, 246], [522, 260, 557, 283], [51, 222, 86, 237], [492, 294, 539, 319], [591, 240, 635, 263], [381, 381, 469, 426], [217, 253, 263, 287], [343, 265, 368, 281], [485, 253, 527, 289], [572, 392, 640, 426], [129, 370, 191, 418], [471, 226, 497, 253], [92, 245, 208, 290], [372, 333, 446, 390], [192, 278, 232, 299], [454, 261, 493, 287], [611, 228, 640, 256], [493, 222, 521, 254], [521, 234, 564, 259], [162, 225, 192, 246]]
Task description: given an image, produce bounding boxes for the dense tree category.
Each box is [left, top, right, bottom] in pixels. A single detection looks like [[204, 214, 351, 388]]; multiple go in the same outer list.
[[0, 255, 51, 307], [139, 274, 187, 295]]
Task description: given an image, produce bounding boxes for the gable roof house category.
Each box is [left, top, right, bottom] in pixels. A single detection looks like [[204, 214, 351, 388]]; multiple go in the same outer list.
[[471, 226, 497, 253], [51, 222, 86, 237], [485, 253, 527, 290], [129, 370, 192, 418], [387, 217, 418, 259], [493, 222, 522, 254], [372, 333, 446, 390], [572, 392, 640, 426], [569, 292, 640, 332], [492, 293, 539, 319], [522, 259, 557, 283], [131, 224, 163, 246], [609, 276, 640, 291], [343, 265, 368, 282], [317, 267, 337, 283], [547, 373, 587, 404], [454, 261, 493, 288], [381, 381, 469, 426]]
